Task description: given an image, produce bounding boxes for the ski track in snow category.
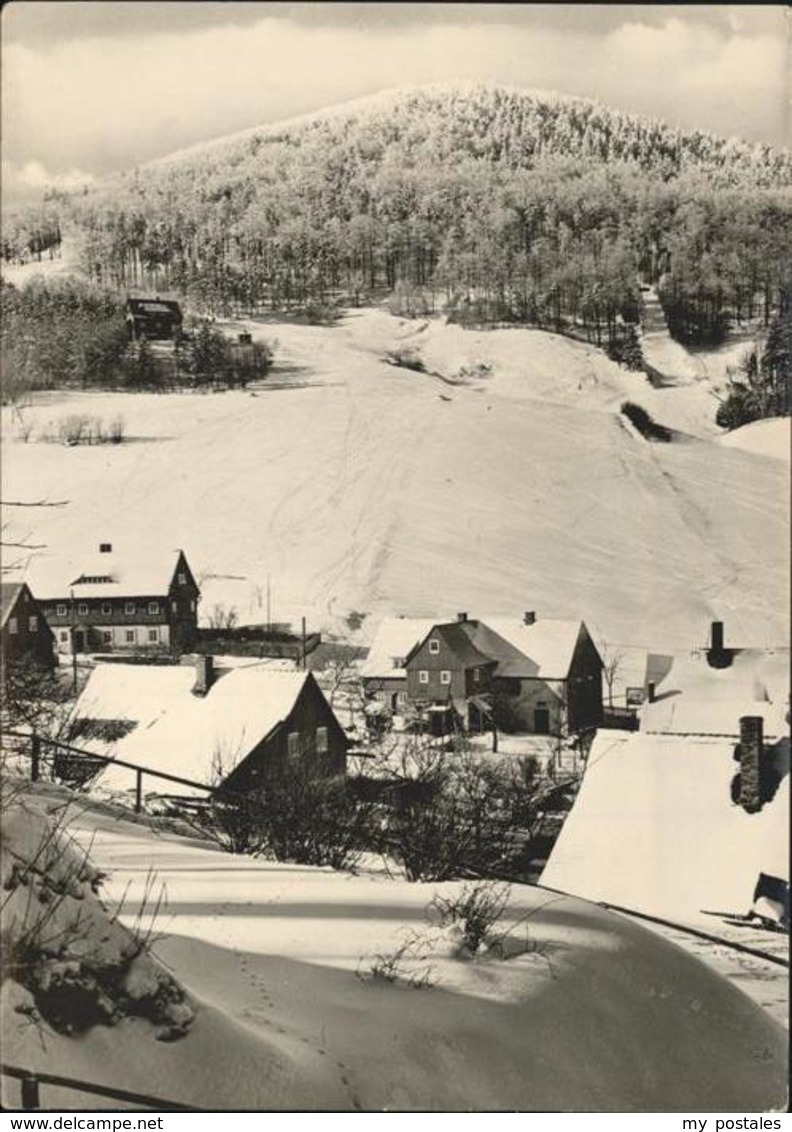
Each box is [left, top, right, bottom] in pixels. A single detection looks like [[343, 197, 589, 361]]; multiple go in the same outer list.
[[1, 308, 788, 649]]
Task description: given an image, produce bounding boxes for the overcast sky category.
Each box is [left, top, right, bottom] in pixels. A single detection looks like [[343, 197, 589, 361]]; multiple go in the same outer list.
[[2, 3, 789, 205]]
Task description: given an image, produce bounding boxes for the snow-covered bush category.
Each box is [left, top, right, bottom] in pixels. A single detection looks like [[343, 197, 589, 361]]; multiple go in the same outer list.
[[1, 794, 193, 1039], [384, 345, 425, 372], [428, 882, 512, 957]]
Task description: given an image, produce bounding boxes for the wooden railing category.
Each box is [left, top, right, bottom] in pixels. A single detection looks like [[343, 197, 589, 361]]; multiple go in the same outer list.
[[1, 1063, 203, 1111], [2, 729, 215, 813]]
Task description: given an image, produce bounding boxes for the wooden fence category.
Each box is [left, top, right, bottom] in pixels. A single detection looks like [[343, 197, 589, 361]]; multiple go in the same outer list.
[[2, 730, 215, 813], [1, 1063, 203, 1111]]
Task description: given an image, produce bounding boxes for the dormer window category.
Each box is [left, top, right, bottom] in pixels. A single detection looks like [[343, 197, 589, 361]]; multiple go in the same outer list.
[[429, 639, 440, 655]]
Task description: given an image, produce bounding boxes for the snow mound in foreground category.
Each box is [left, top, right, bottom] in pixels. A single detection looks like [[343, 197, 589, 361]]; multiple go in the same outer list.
[[5, 798, 785, 1112], [1, 793, 194, 1045]]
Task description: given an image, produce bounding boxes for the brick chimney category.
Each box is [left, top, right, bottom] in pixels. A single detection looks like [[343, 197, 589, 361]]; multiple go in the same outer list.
[[192, 654, 215, 697], [99, 542, 112, 554], [457, 612, 468, 622], [523, 611, 536, 625], [706, 620, 732, 668], [737, 715, 764, 813]]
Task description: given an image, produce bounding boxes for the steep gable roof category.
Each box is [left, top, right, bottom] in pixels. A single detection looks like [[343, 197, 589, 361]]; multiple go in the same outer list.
[[361, 617, 442, 679], [0, 582, 25, 628], [28, 547, 197, 601], [483, 617, 589, 678], [409, 620, 495, 669], [365, 614, 595, 683], [72, 661, 316, 793]]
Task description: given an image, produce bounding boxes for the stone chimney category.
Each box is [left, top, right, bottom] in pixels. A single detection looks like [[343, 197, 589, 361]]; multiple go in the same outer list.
[[737, 715, 764, 813], [457, 612, 468, 622], [523, 611, 536, 625], [706, 620, 732, 668], [192, 654, 215, 697]]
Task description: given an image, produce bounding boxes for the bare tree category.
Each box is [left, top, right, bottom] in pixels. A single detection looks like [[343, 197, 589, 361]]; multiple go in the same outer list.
[[599, 641, 624, 710]]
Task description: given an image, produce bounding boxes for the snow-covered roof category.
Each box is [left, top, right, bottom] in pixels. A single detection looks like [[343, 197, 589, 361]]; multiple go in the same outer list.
[[27, 546, 192, 600], [360, 617, 440, 679], [72, 661, 311, 794], [543, 731, 789, 928], [640, 648, 790, 738], [363, 614, 591, 681], [480, 617, 587, 678]]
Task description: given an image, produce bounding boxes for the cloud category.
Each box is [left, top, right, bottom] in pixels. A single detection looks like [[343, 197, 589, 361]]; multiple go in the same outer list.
[[1, 159, 95, 207], [1, 11, 787, 192]]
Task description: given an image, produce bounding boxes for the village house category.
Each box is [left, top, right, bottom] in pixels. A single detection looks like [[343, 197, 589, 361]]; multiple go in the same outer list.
[[125, 297, 183, 342], [70, 656, 347, 796], [31, 543, 200, 656], [0, 581, 56, 671], [363, 612, 603, 737]]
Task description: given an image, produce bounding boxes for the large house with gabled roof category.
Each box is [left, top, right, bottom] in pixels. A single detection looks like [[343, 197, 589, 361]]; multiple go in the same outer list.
[[364, 612, 603, 737], [31, 543, 200, 656]]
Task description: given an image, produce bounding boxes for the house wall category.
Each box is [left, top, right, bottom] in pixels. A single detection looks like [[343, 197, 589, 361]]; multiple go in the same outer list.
[[566, 630, 604, 731], [363, 675, 408, 711], [493, 676, 566, 734], [1, 589, 55, 669], [223, 675, 347, 795], [168, 553, 200, 652], [406, 631, 490, 703]]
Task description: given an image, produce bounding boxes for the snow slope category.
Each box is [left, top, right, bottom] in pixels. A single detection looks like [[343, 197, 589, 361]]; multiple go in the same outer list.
[[721, 417, 791, 464], [4, 796, 787, 1113], [2, 310, 788, 651]]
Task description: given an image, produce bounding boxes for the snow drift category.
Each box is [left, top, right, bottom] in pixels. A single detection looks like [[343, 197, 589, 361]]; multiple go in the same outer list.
[[4, 796, 787, 1112]]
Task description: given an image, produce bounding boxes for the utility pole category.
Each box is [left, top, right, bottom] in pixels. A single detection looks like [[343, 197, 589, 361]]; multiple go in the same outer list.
[[266, 573, 271, 635], [301, 616, 307, 670], [70, 588, 78, 694]]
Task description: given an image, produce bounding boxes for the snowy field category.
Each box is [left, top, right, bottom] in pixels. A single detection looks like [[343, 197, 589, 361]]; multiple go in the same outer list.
[[2, 306, 789, 653], [3, 793, 787, 1113]]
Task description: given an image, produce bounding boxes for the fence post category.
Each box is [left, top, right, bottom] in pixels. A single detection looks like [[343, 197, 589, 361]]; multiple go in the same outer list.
[[135, 769, 143, 814], [30, 735, 41, 783], [21, 1072, 40, 1110]]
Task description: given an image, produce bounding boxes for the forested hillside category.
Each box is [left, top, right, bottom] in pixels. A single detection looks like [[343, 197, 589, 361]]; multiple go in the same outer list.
[[5, 83, 792, 352]]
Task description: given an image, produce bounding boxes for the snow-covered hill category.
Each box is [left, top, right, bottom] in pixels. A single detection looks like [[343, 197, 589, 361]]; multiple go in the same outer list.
[[2, 310, 788, 650]]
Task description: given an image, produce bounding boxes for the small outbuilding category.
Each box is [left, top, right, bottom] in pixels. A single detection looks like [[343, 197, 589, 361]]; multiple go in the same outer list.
[[126, 297, 183, 342], [0, 581, 56, 671]]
